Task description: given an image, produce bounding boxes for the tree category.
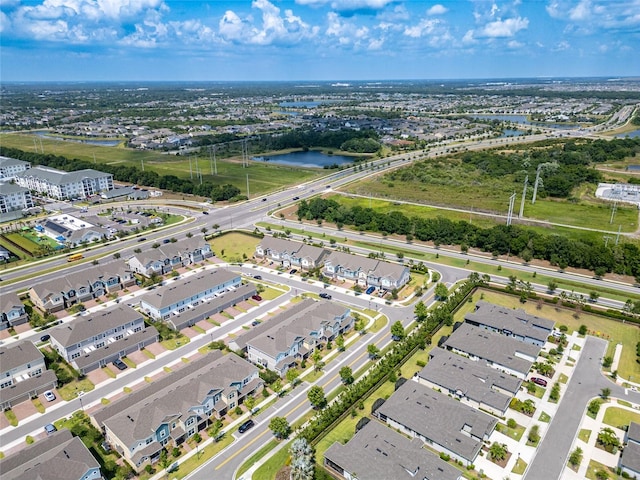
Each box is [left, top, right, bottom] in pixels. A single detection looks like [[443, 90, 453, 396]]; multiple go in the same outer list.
[[113, 252, 121, 260], [290, 438, 314, 480], [597, 427, 620, 450], [578, 324, 588, 336], [568, 446, 583, 467], [588, 399, 602, 416], [269, 416, 291, 439], [286, 368, 300, 386], [601, 387, 611, 400], [521, 399, 536, 415], [434, 282, 449, 300], [340, 366, 354, 385], [489, 442, 508, 462], [414, 301, 428, 322], [367, 344, 380, 359], [335, 334, 345, 352], [589, 291, 600, 303], [390, 321, 405, 341], [528, 424, 540, 445], [602, 356, 613, 368], [312, 351, 324, 372], [308, 385, 326, 409], [244, 395, 256, 412]]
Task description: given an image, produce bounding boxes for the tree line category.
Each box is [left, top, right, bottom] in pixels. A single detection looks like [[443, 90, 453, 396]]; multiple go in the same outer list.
[[296, 197, 640, 278], [0, 146, 241, 201]]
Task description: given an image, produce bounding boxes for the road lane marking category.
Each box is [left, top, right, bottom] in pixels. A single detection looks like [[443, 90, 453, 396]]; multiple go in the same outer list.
[[215, 429, 269, 470]]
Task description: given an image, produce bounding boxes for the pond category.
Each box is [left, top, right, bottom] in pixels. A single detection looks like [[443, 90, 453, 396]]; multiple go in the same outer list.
[[500, 129, 526, 137], [253, 150, 356, 168], [32, 130, 122, 146], [473, 115, 579, 129]]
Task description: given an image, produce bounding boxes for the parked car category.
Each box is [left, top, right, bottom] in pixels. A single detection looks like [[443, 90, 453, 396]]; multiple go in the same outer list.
[[251, 295, 262, 301], [202, 211, 209, 215], [262, 198, 267, 202], [43, 390, 56, 402], [251, 320, 261, 326], [40, 334, 51, 342], [101, 441, 112, 453], [292, 196, 300, 200], [163, 238, 171, 244], [365, 286, 376, 295], [44, 423, 57, 435], [530, 377, 547, 387], [238, 419, 255, 434], [253, 275, 262, 280], [289, 269, 298, 274], [112, 358, 128, 371], [319, 292, 332, 300]]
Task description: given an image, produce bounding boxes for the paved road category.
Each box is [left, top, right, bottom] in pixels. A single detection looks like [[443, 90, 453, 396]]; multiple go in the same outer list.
[[525, 336, 640, 480]]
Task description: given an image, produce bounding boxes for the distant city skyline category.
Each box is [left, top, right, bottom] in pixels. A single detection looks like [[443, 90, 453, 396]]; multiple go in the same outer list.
[[1, 0, 639, 82]]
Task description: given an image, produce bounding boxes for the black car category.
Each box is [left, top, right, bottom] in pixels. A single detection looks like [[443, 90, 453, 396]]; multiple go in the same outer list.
[[202, 211, 209, 215], [40, 334, 51, 342], [253, 275, 262, 280], [319, 292, 332, 300], [137, 237, 147, 242], [112, 358, 128, 371], [289, 269, 297, 274], [238, 419, 255, 434], [292, 196, 299, 200]]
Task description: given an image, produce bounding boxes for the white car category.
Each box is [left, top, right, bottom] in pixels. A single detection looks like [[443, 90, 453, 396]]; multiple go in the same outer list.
[[43, 390, 56, 402]]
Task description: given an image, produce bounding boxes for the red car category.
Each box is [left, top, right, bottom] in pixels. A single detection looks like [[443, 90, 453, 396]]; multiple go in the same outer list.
[[530, 377, 547, 387], [252, 295, 262, 301]]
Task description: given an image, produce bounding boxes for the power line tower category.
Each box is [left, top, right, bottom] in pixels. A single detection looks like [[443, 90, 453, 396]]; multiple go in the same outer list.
[[531, 164, 542, 204], [519, 175, 528, 218], [507, 192, 516, 226]]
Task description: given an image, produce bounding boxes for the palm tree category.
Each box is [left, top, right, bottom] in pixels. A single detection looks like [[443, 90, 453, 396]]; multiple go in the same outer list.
[[290, 438, 314, 480], [489, 442, 508, 462]]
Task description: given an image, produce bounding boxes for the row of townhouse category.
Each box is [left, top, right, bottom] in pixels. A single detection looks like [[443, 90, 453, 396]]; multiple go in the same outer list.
[[15, 166, 114, 200], [29, 262, 136, 313], [621, 421, 640, 478], [255, 237, 411, 290], [325, 302, 553, 477], [230, 298, 353, 376], [0, 340, 57, 409], [1, 292, 29, 330], [138, 268, 242, 321], [126, 238, 213, 277], [91, 351, 261, 472], [0, 429, 101, 480], [48, 304, 158, 374]]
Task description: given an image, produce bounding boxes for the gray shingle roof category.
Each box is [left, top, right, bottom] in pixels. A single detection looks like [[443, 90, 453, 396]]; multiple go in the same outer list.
[[629, 422, 640, 443], [465, 301, 555, 343], [1, 291, 24, 316], [324, 250, 408, 280], [377, 380, 497, 463], [442, 323, 540, 376], [0, 429, 100, 480], [236, 298, 349, 356], [324, 420, 462, 480], [73, 326, 158, 370], [99, 353, 258, 446], [418, 349, 521, 413], [258, 237, 328, 263], [16, 166, 110, 185], [0, 369, 57, 406], [0, 183, 29, 195], [138, 268, 239, 310], [0, 340, 43, 372], [50, 305, 143, 348], [621, 439, 640, 474]]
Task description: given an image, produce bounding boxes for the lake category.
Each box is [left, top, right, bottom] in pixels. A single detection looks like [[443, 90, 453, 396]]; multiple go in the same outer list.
[[500, 129, 526, 137], [616, 130, 640, 139], [254, 150, 356, 168]]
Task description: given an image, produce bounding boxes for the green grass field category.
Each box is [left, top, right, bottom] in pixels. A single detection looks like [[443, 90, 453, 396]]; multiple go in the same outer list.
[[1, 133, 324, 195], [602, 406, 640, 429], [209, 231, 261, 262]]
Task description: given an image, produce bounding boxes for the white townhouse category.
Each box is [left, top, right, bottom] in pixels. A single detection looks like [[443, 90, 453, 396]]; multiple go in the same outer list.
[[0, 183, 34, 214], [323, 250, 410, 290], [0, 291, 29, 330], [0, 156, 30, 181], [126, 238, 213, 277]]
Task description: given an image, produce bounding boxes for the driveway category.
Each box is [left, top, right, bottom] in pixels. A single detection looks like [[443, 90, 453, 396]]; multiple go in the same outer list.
[[525, 336, 609, 480]]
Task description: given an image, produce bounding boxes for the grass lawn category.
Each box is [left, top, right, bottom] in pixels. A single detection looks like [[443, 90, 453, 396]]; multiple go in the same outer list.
[[618, 399, 633, 408], [32, 398, 45, 414], [579, 428, 592, 443], [161, 336, 190, 350], [171, 435, 234, 479], [585, 459, 617, 480], [602, 407, 640, 429], [142, 348, 156, 359], [58, 378, 95, 401], [236, 440, 278, 478], [511, 457, 527, 475], [252, 440, 291, 480], [210, 231, 261, 263], [496, 422, 525, 441], [122, 357, 136, 368], [471, 289, 640, 380], [4, 410, 18, 427], [559, 373, 569, 384], [539, 411, 551, 423]]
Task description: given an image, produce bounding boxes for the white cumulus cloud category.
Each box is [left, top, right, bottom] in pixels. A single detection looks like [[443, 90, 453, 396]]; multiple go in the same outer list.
[[427, 4, 448, 15], [480, 16, 528, 37]]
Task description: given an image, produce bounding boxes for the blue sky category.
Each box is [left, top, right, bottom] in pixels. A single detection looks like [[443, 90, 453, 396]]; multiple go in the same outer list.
[[1, 0, 639, 82]]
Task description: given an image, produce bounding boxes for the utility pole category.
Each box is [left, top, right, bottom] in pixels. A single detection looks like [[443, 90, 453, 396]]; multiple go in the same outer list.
[[246, 174, 250, 199], [610, 201, 618, 224], [519, 175, 528, 218], [507, 192, 516, 226], [189, 157, 193, 180], [616, 225, 622, 246], [141, 159, 144, 171]]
